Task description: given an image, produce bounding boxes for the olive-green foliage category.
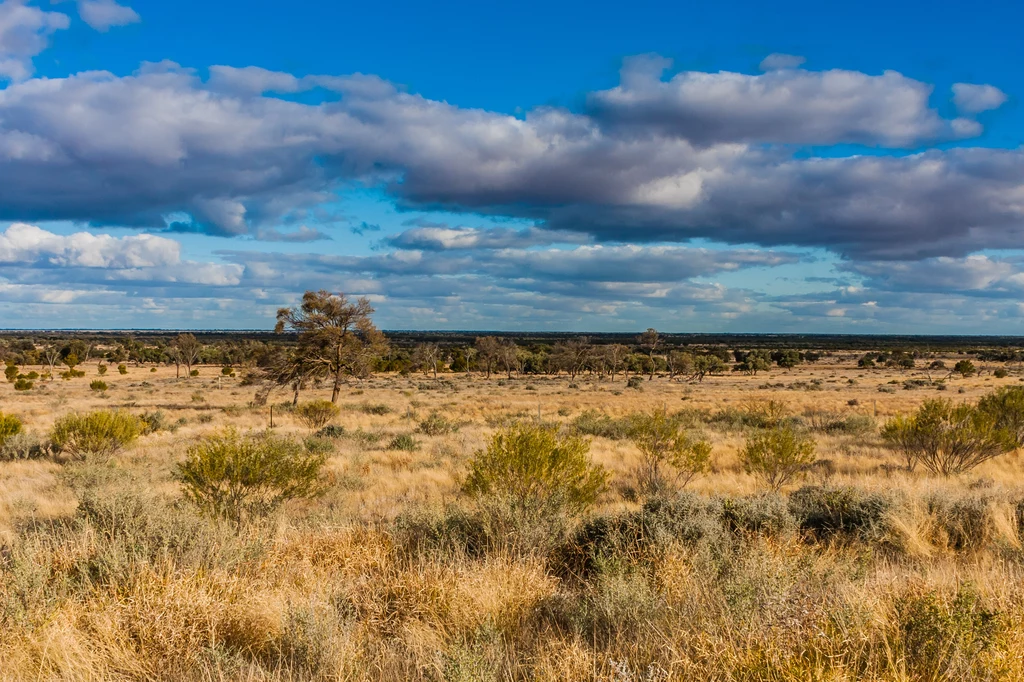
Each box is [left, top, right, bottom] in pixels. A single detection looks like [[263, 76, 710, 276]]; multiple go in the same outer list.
[[294, 399, 340, 430], [89, 380, 108, 392], [628, 408, 712, 495], [897, 585, 1003, 680], [570, 410, 634, 440], [13, 378, 33, 391], [953, 359, 976, 377], [881, 399, 1015, 476], [4, 363, 17, 382], [0, 412, 24, 447], [740, 424, 816, 491], [463, 423, 607, 550], [175, 429, 328, 527], [387, 433, 418, 451], [0, 431, 50, 461], [926, 493, 999, 551], [977, 386, 1024, 447], [464, 422, 606, 515], [418, 411, 458, 436], [720, 492, 795, 536], [117, 363, 128, 375], [789, 485, 895, 540], [51, 410, 142, 458]]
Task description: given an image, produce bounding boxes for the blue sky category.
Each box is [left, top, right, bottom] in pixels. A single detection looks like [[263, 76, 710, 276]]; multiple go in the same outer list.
[[1, 0, 1023, 331]]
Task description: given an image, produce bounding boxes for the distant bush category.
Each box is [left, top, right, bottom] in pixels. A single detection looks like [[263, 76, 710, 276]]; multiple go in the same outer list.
[[221, 366, 235, 376], [0, 431, 51, 461], [387, 433, 419, 451], [89, 380, 108, 392], [4, 364, 17, 382], [175, 429, 328, 527], [571, 410, 634, 440], [953, 360, 976, 378], [13, 378, 33, 391], [189, 369, 199, 377], [51, 410, 142, 458], [626, 376, 643, 390], [720, 492, 795, 536], [314, 424, 346, 439], [0, 412, 23, 447], [358, 402, 392, 415], [977, 387, 1024, 447], [739, 424, 816, 491], [881, 399, 1015, 476], [628, 408, 712, 495], [994, 368, 1009, 379], [61, 369, 86, 380], [294, 399, 340, 430], [138, 410, 168, 434], [926, 493, 999, 552], [418, 411, 458, 436], [97, 363, 108, 375], [118, 364, 128, 375], [803, 409, 875, 435]]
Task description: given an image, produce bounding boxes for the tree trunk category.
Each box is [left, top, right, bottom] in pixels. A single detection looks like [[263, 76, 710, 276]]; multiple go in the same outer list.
[[331, 367, 343, 403]]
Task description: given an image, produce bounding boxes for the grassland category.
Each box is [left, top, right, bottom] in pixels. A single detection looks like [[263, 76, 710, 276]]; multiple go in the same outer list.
[[2, 353, 1024, 681]]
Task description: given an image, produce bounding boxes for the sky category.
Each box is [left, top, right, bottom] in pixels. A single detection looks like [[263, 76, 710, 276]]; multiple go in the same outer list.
[[1, 0, 1023, 332]]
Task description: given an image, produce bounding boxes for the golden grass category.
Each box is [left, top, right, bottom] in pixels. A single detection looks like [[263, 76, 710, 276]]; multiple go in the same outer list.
[[2, 358, 1024, 679]]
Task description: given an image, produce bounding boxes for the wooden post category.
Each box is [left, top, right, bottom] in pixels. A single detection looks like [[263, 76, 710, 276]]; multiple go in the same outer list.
[[270, 405, 274, 428]]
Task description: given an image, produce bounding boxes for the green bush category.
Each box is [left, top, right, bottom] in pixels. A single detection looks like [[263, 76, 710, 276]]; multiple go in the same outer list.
[[97, 363, 108, 375], [387, 433, 419, 451], [175, 429, 328, 527], [994, 368, 1009, 379], [739, 424, 816, 491], [418, 411, 458, 436], [463, 422, 607, 549], [359, 402, 392, 415], [221, 366, 235, 376], [118, 364, 128, 375], [0, 412, 23, 447], [51, 410, 142, 458], [189, 369, 199, 377], [628, 408, 712, 495], [571, 410, 634, 440], [0, 431, 51, 461], [294, 399, 341, 430], [626, 376, 644, 390], [4, 364, 17, 382], [720, 492, 795, 536], [138, 410, 168, 434], [882, 399, 1015, 476], [90, 380, 108, 392], [314, 425, 346, 439], [926, 494, 997, 552], [977, 386, 1024, 447], [789, 485, 894, 540], [13, 378, 33, 391]]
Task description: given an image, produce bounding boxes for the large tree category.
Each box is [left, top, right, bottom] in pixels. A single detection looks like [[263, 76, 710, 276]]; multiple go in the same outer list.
[[169, 333, 203, 379], [275, 291, 388, 402]]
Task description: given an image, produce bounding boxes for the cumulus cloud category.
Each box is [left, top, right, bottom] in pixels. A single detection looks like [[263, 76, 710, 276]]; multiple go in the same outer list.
[[952, 82, 1008, 114], [76, 0, 139, 32], [385, 225, 590, 250], [845, 255, 1024, 297], [253, 225, 331, 242], [0, 56, 1019, 262], [0, 0, 69, 81]]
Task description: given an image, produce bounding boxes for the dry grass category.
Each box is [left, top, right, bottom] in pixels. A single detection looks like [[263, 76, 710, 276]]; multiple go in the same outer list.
[[2, 358, 1024, 680]]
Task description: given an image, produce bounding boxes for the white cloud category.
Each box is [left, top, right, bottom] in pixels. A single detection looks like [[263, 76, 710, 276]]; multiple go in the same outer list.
[[76, 0, 139, 32], [0, 0, 69, 81], [0, 222, 178, 267], [759, 53, 806, 71], [952, 82, 1008, 114]]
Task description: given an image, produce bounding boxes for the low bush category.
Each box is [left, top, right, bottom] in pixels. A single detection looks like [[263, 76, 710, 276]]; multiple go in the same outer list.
[[720, 492, 795, 536], [13, 378, 33, 391], [571, 410, 634, 440], [739, 424, 816, 491], [359, 402, 392, 415], [0, 431, 51, 461], [97, 363, 108, 375], [118, 363, 128, 374], [137, 410, 168, 434], [789, 485, 895, 540], [628, 408, 712, 495], [175, 429, 328, 527], [314, 424, 346, 439], [626, 376, 643, 390], [418, 411, 458, 436], [0, 412, 24, 447], [294, 399, 340, 430], [926, 494, 998, 551], [51, 410, 142, 458], [387, 433, 418, 451], [221, 366, 235, 376], [90, 380, 108, 392]]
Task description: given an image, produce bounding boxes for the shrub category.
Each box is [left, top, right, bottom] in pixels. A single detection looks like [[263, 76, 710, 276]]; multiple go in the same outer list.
[[626, 376, 643, 390], [175, 429, 328, 527], [0, 412, 23, 447], [627, 408, 712, 494], [739, 424, 816, 491], [926, 494, 998, 551], [741, 399, 790, 429], [953, 360, 976, 377], [571, 410, 633, 440], [359, 402, 392, 415], [13, 378, 33, 391], [138, 410, 168, 434], [977, 386, 1024, 447], [0, 431, 51, 461], [387, 433, 419, 451], [26, 371, 38, 380], [61, 369, 86, 379], [97, 363, 108, 375], [789, 485, 894, 539], [51, 410, 142, 458], [150, 367, 157, 372], [418, 411, 458, 436], [314, 424, 346, 439], [463, 422, 607, 547], [294, 399, 341, 430], [994, 368, 1009, 379], [190, 369, 199, 377], [4, 364, 17, 382], [720, 492, 795, 536], [118, 363, 128, 375], [90, 380, 108, 392], [881, 399, 1015, 476], [221, 366, 235, 376]]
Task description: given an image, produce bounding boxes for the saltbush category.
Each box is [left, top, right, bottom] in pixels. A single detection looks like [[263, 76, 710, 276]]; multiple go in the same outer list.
[[418, 411, 458, 436], [789, 485, 895, 540], [90, 380, 108, 392], [51, 410, 141, 458]]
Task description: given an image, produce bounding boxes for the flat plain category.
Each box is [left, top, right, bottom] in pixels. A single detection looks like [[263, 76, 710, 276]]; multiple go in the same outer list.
[[2, 353, 1024, 681]]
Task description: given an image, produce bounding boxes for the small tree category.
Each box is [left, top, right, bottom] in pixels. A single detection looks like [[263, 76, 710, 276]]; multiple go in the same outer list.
[[51, 410, 142, 458], [463, 422, 607, 529], [953, 360, 977, 378], [628, 409, 712, 495], [4, 363, 17, 383], [882, 399, 1015, 476], [740, 424, 816, 491], [175, 429, 328, 527], [637, 328, 659, 380], [977, 387, 1024, 447], [294, 400, 341, 430], [170, 333, 203, 379]]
